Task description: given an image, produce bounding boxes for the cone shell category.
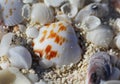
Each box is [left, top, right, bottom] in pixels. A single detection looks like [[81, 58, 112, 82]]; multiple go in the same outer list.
[[33, 21, 82, 67]]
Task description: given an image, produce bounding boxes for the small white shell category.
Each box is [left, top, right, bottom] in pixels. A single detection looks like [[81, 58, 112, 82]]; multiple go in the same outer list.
[[0, 0, 24, 26], [114, 34, 120, 49], [33, 21, 82, 68], [26, 27, 39, 38], [31, 3, 54, 25], [0, 67, 31, 84], [60, 3, 78, 18], [44, 0, 66, 7], [86, 25, 114, 48], [22, 4, 31, 20], [0, 33, 14, 57], [74, 3, 109, 24], [81, 15, 101, 31], [69, 0, 85, 9], [8, 46, 32, 69]]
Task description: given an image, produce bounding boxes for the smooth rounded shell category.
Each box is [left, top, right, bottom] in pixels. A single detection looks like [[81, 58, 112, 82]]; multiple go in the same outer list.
[[0, 0, 24, 26], [31, 3, 54, 25], [86, 25, 114, 48], [33, 21, 82, 67], [8, 46, 32, 69]]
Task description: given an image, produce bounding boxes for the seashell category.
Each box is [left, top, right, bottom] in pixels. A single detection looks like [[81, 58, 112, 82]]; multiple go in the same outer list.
[[86, 25, 114, 48], [0, 25, 6, 40], [86, 52, 113, 84], [22, 4, 31, 20], [31, 3, 54, 25], [56, 14, 72, 23], [26, 27, 39, 38], [74, 3, 109, 24], [69, 0, 85, 9], [80, 15, 101, 31], [44, 0, 66, 7], [111, 0, 120, 14], [101, 80, 120, 84], [8, 46, 32, 69], [0, 33, 14, 57], [33, 21, 82, 68], [114, 34, 120, 49], [0, 67, 31, 84], [18, 24, 26, 33], [25, 73, 38, 83], [60, 3, 78, 18], [0, 0, 24, 26], [113, 18, 120, 34]]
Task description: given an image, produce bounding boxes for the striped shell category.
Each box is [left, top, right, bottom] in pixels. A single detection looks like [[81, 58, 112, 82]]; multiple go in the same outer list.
[[33, 21, 82, 68], [0, 0, 24, 26]]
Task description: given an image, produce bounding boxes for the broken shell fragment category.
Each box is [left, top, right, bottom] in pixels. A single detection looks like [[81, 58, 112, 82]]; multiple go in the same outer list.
[[0, 0, 24, 26], [75, 3, 109, 24], [26, 27, 39, 38], [44, 0, 66, 7], [86, 25, 114, 48], [33, 21, 82, 68], [0, 67, 31, 84], [8, 46, 32, 69], [31, 3, 54, 25]]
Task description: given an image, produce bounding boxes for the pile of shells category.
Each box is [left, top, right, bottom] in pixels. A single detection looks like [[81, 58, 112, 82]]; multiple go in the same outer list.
[[0, 0, 119, 84]]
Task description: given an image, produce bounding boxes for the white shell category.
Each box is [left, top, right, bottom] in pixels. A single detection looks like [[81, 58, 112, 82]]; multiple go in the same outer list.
[[25, 73, 38, 83], [31, 3, 54, 25], [0, 33, 14, 57], [26, 27, 39, 38], [33, 21, 82, 68], [0, 67, 31, 84], [114, 34, 120, 49], [86, 25, 114, 48], [74, 3, 109, 24], [69, 0, 85, 9], [0, 0, 24, 26], [60, 3, 78, 18], [8, 46, 32, 69], [22, 4, 31, 20], [101, 80, 120, 84], [44, 0, 66, 7], [81, 15, 101, 31], [113, 18, 120, 34]]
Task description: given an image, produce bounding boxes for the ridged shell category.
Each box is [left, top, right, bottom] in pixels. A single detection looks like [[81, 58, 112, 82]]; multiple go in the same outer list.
[[86, 25, 114, 48], [31, 3, 54, 25], [0, 0, 24, 26], [33, 21, 82, 68], [8, 46, 32, 69]]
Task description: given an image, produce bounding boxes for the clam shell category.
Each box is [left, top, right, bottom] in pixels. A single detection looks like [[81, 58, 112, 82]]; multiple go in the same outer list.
[[44, 0, 66, 7], [31, 3, 54, 25], [0, 0, 24, 26], [33, 21, 82, 68], [8, 46, 32, 69], [74, 3, 109, 24], [60, 3, 78, 18], [0, 67, 31, 84], [86, 25, 114, 48]]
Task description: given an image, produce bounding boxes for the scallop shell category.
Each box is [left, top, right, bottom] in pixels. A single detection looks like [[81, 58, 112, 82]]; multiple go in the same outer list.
[[0, 0, 24, 26], [86, 25, 114, 48], [8, 46, 32, 69], [33, 21, 82, 68], [0, 67, 31, 84], [60, 3, 78, 18], [44, 0, 66, 7], [74, 3, 109, 24], [31, 3, 54, 25]]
